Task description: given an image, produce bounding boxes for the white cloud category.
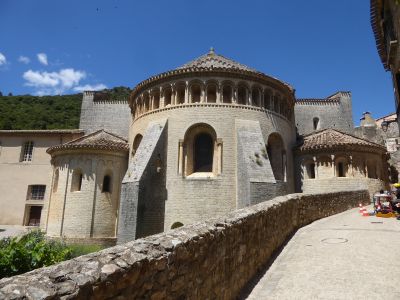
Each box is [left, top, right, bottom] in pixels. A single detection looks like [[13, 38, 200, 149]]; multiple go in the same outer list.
[[23, 68, 87, 95], [18, 56, 30, 64], [73, 83, 107, 92], [37, 53, 48, 65], [0, 52, 6, 65]]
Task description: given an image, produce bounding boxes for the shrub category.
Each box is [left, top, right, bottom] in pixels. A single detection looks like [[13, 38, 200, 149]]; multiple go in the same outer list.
[[0, 230, 72, 279]]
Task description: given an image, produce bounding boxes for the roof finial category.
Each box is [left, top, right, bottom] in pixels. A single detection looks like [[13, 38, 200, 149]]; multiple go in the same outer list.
[[209, 47, 215, 55]]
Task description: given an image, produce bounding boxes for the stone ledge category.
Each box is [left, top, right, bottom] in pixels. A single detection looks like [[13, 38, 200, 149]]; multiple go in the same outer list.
[[0, 190, 369, 299]]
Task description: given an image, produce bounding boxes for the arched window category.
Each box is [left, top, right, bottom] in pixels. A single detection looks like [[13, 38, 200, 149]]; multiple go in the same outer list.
[[194, 133, 214, 172], [306, 163, 315, 179], [238, 85, 247, 105], [313, 117, 319, 130], [71, 169, 83, 192], [206, 84, 217, 103], [264, 90, 271, 110], [176, 84, 185, 104], [267, 133, 285, 181], [102, 174, 112, 193], [222, 85, 232, 103], [53, 169, 59, 193], [171, 222, 184, 229], [153, 91, 160, 109], [337, 162, 345, 177], [274, 95, 280, 113], [164, 87, 172, 106], [252, 87, 260, 107], [181, 123, 220, 176], [190, 84, 201, 103], [143, 94, 150, 112], [132, 134, 143, 157]]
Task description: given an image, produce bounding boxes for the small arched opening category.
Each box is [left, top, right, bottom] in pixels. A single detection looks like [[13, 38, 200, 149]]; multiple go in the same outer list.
[[267, 133, 286, 181], [237, 85, 247, 105], [176, 84, 185, 104], [222, 85, 232, 103], [164, 87, 172, 106], [153, 90, 160, 109], [305, 162, 316, 179], [313, 117, 319, 131], [194, 133, 214, 172], [252, 87, 260, 107], [206, 84, 217, 103], [102, 174, 112, 193], [335, 158, 348, 177], [264, 90, 271, 110], [132, 134, 143, 157], [190, 84, 201, 103], [274, 95, 280, 113], [71, 169, 83, 192], [143, 94, 150, 112]]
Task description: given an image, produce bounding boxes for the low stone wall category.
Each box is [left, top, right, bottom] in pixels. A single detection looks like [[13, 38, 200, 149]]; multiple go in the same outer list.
[[0, 190, 369, 299]]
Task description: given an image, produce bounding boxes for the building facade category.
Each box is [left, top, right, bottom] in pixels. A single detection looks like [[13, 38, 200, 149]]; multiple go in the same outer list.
[[0, 130, 83, 225], [0, 49, 390, 246], [371, 0, 400, 127]]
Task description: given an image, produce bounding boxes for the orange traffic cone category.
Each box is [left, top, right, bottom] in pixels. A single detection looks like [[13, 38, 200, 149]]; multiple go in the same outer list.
[[360, 205, 369, 216]]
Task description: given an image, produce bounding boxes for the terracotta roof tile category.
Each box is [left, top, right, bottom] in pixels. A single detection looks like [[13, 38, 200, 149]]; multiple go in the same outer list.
[[297, 128, 386, 152], [178, 48, 258, 73], [47, 130, 128, 154]]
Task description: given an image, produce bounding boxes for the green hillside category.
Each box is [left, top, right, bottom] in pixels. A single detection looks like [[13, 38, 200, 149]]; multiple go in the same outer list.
[[0, 94, 82, 130], [0, 87, 131, 130]]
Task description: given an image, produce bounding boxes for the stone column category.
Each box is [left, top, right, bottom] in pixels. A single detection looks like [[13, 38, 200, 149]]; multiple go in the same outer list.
[[313, 156, 318, 179], [178, 139, 184, 176], [216, 82, 221, 103], [184, 82, 189, 104], [160, 87, 165, 108], [217, 138, 223, 174], [248, 88, 252, 105], [150, 92, 154, 110], [261, 89, 265, 108], [201, 84, 205, 103], [171, 85, 176, 105], [349, 155, 354, 177], [331, 155, 335, 177], [233, 85, 238, 104]]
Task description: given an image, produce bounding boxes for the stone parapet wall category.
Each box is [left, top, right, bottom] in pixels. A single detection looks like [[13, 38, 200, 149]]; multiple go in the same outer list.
[[0, 190, 369, 299]]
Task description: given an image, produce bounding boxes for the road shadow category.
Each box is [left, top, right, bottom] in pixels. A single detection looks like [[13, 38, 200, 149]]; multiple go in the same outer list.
[[237, 228, 299, 299]]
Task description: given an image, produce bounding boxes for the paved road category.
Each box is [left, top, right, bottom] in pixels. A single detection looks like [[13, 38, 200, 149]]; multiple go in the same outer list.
[[243, 206, 400, 300]]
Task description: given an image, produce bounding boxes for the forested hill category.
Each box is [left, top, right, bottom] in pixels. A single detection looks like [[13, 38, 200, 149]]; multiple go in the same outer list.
[[0, 94, 82, 130], [0, 87, 131, 130]]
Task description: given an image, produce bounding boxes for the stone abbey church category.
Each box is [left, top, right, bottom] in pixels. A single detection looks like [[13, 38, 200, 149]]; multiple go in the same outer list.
[[0, 49, 390, 245]]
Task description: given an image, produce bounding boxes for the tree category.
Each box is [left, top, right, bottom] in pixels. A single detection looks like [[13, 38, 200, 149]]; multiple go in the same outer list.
[[0, 91, 3, 97], [8, 92, 12, 96]]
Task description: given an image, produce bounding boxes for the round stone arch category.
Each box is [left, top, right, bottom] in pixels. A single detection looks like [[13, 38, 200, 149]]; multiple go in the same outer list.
[[131, 133, 143, 158], [205, 80, 218, 103], [181, 123, 219, 176], [302, 157, 316, 179], [334, 156, 349, 177], [221, 80, 234, 103], [188, 79, 204, 103], [237, 81, 249, 105], [267, 132, 286, 181]]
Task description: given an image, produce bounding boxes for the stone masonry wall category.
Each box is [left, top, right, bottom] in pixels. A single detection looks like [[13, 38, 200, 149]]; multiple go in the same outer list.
[[0, 190, 369, 300], [295, 92, 354, 136], [79, 92, 131, 138]]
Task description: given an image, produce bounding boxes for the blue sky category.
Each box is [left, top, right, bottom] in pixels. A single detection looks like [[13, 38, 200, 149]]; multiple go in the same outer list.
[[0, 0, 395, 123]]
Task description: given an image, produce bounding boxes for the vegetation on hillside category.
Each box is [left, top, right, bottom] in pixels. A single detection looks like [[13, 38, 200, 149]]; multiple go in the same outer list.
[[0, 94, 82, 130], [0, 86, 131, 130]]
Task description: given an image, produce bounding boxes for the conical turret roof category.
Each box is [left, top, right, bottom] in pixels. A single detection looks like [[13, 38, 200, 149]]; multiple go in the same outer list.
[[47, 130, 129, 154], [177, 47, 258, 73], [296, 128, 386, 153]]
